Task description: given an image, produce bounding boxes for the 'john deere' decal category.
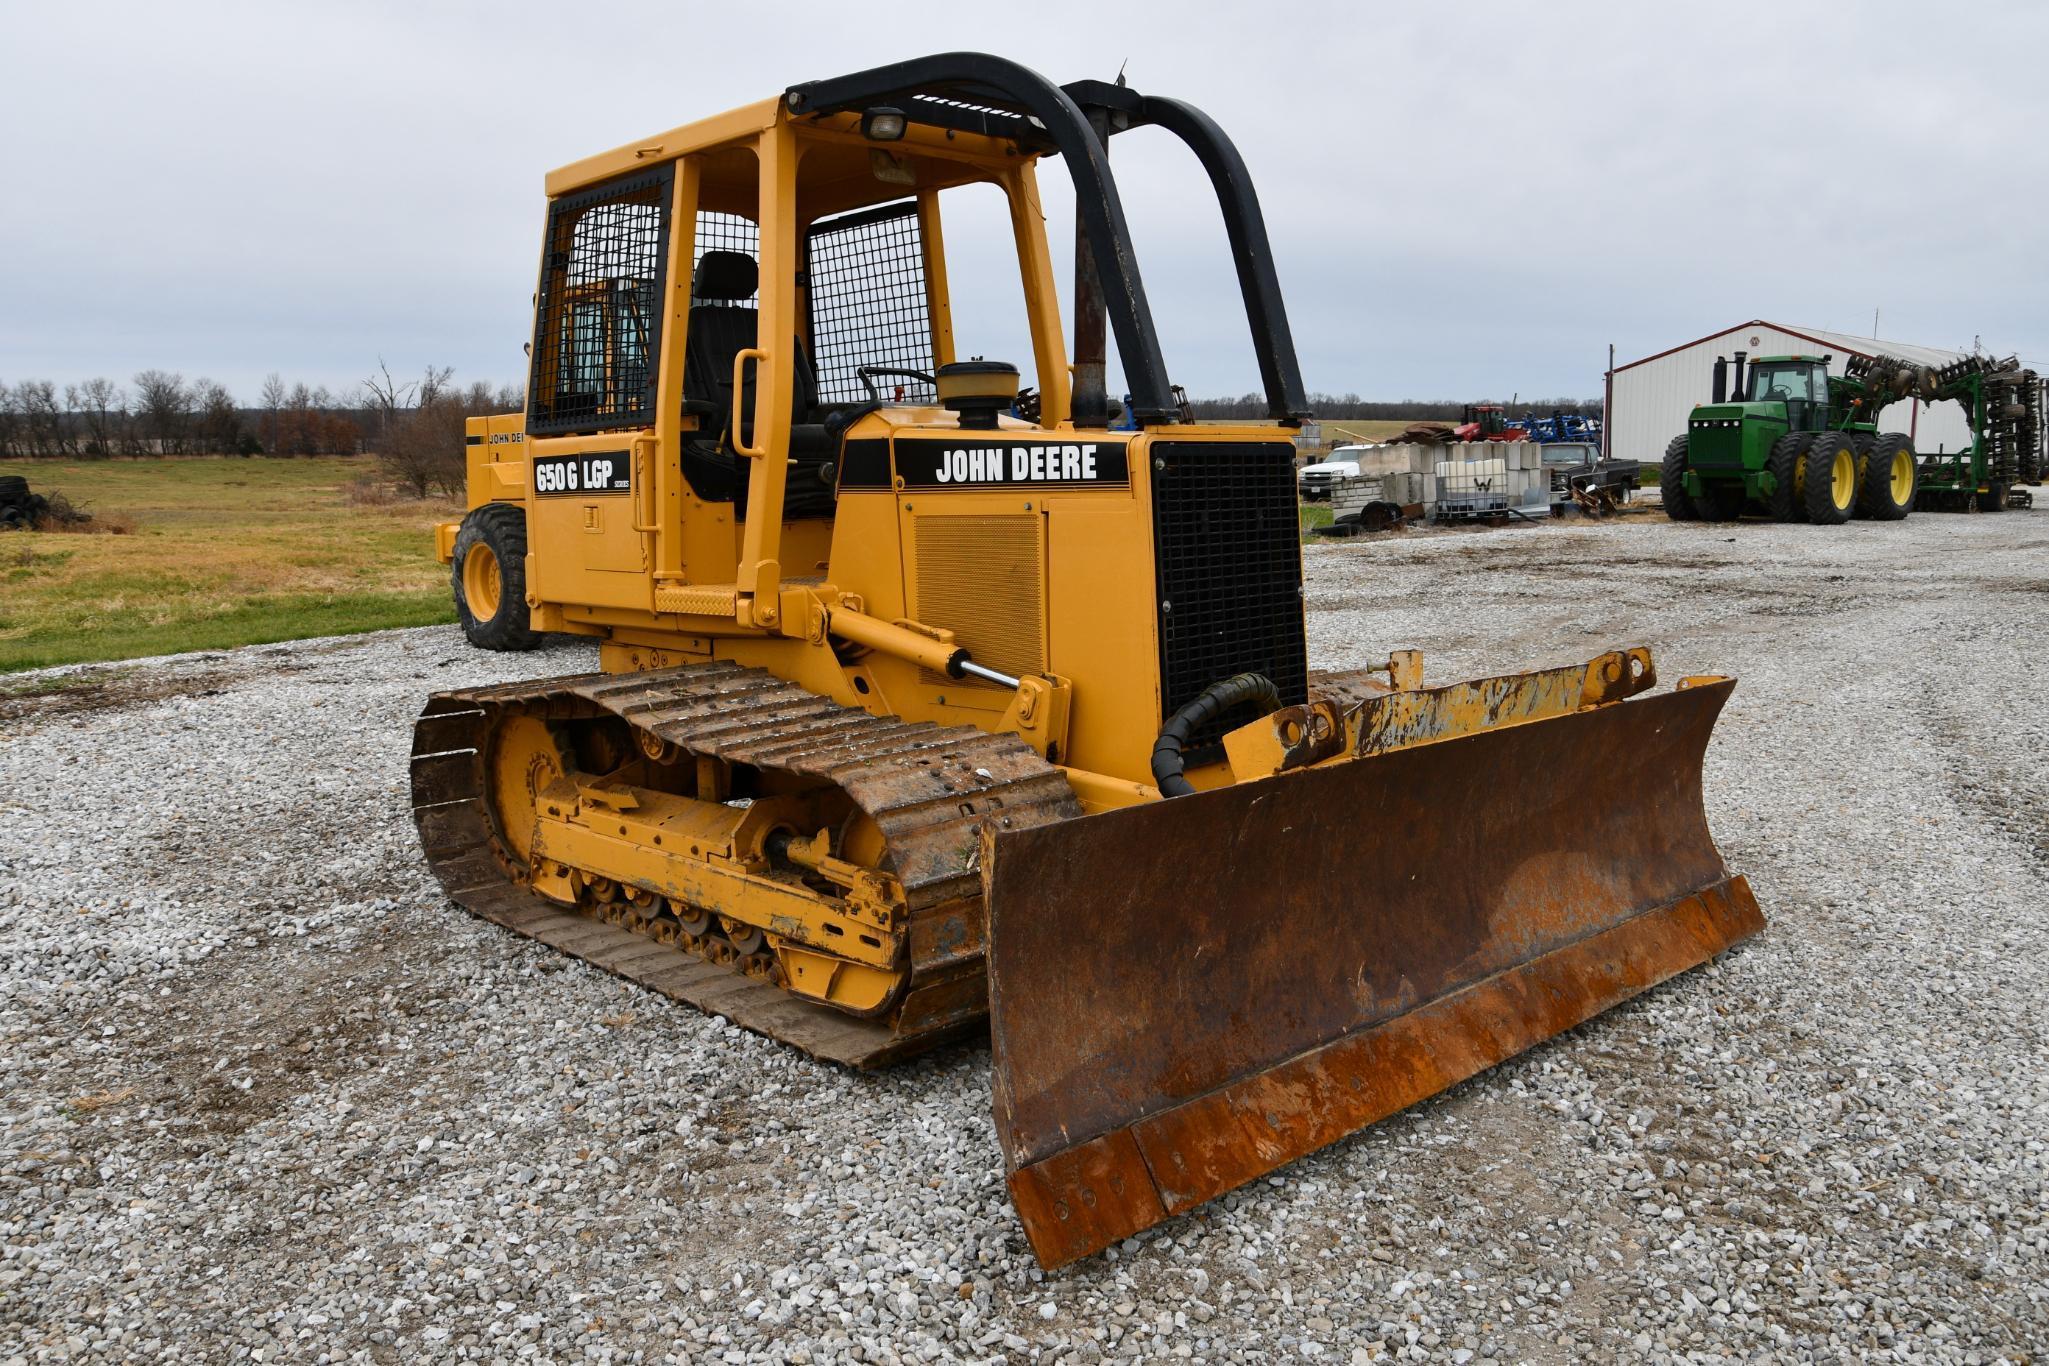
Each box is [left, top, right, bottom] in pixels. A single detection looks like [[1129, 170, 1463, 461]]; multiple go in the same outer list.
[[532, 452, 631, 496], [895, 439, 1130, 490]]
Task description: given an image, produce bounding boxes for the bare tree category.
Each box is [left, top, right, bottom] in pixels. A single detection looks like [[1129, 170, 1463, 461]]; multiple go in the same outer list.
[[260, 372, 286, 455], [16, 380, 69, 455], [360, 358, 418, 453], [69, 377, 123, 456], [417, 364, 454, 408], [382, 366, 475, 496], [192, 378, 243, 453], [0, 382, 20, 457], [132, 370, 191, 454]]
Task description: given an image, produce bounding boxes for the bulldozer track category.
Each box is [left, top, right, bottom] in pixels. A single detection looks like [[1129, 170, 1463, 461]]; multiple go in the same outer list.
[[409, 661, 1082, 1068]]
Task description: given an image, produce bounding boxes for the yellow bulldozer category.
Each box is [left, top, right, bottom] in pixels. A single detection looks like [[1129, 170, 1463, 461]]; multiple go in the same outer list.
[[412, 53, 1762, 1269]]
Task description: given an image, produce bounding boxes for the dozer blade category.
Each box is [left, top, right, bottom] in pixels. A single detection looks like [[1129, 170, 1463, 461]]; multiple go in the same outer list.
[[984, 678, 1762, 1269]]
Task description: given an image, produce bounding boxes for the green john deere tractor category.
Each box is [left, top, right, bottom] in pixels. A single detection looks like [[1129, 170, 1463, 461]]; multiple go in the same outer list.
[[1661, 352, 1916, 525]]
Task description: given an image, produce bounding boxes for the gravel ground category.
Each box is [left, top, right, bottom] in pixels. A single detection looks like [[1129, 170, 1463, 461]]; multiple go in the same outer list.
[[2, 507, 2045, 1363]]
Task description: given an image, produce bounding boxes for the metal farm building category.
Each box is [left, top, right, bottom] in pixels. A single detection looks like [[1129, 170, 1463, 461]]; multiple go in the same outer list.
[[1607, 320, 1988, 464]]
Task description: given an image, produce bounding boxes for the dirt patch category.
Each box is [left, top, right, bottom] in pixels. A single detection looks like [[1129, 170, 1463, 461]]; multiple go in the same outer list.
[[0, 663, 237, 723]]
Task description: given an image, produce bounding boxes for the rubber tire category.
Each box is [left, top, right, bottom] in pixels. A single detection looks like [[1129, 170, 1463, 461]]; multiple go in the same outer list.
[[1802, 433, 1857, 525], [1693, 479, 1747, 521], [1847, 432, 1876, 515], [1765, 433, 1814, 522], [1857, 433, 1915, 520], [452, 503, 541, 651], [1976, 483, 2009, 513], [1660, 435, 1698, 521]]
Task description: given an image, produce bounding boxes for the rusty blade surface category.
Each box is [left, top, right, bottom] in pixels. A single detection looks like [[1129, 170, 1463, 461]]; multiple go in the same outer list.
[[984, 681, 1763, 1269]]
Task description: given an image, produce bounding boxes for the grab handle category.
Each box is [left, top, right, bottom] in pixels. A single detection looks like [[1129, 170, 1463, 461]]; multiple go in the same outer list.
[[731, 348, 769, 458]]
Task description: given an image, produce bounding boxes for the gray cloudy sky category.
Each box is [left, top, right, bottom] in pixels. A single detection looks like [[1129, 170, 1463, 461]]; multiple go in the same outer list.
[[5, 0, 2047, 406]]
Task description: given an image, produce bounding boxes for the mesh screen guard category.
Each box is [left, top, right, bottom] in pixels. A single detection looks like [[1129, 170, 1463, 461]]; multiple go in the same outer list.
[[805, 202, 936, 405], [528, 165, 675, 435]]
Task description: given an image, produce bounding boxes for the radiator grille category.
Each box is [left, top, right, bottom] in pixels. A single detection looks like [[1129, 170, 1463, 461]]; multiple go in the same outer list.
[[914, 514, 1044, 686], [1150, 442, 1308, 748]]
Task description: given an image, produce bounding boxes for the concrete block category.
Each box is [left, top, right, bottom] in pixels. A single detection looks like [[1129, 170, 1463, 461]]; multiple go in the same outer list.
[[1352, 446, 1410, 477]]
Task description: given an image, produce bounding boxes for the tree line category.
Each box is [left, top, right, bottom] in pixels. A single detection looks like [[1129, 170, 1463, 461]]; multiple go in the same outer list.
[[1185, 393, 1605, 422], [1, 371, 1603, 490], [0, 366, 523, 497]]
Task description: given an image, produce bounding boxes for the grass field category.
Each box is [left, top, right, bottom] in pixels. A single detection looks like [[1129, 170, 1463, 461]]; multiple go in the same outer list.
[[0, 457, 460, 672]]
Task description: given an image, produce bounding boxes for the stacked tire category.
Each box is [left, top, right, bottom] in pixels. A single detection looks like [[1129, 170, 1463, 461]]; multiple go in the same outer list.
[[0, 475, 48, 531]]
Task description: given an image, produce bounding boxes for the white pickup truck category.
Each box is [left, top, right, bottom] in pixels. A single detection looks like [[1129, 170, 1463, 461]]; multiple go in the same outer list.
[[1297, 444, 1369, 501]]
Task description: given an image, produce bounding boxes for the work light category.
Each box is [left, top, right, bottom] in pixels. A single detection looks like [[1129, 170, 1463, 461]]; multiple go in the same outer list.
[[861, 106, 907, 141]]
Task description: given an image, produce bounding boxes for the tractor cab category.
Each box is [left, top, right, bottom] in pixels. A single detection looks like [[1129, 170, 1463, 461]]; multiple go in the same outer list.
[[1743, 355, 1831, 431], [1454, 403, 1524, 441]]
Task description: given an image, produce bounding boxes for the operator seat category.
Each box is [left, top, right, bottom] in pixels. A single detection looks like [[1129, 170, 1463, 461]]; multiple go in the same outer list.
[[679, 250, 839, 517]]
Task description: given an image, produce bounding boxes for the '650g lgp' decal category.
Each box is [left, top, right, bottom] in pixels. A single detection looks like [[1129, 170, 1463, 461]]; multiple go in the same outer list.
[[532, 452, 631, 496]]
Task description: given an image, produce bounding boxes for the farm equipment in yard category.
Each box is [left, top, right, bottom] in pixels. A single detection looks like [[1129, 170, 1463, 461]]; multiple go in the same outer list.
[[1522, 411, 1602, 445], [1663, 348, 2043, 522], [1843, 351, 2043, 511], [410, 53, 1763, 1270], [1453, 403, 1527, 442]]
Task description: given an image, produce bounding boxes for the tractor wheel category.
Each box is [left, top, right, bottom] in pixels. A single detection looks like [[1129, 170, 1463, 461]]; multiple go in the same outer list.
[[1801, 433, 1858, 525], [452, 503, 541, 651], [1976, 483, 2010, 512], [1848, 432, 1876, 510], [1692, 478, 1746, 521], [1857, 434, 1916, 520], [1660, 435, 1698, 521], [1765, 433, 1813, 522]]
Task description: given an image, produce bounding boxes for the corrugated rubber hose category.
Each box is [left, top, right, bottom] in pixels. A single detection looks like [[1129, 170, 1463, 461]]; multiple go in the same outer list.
[[1150, 672, 1282, 798]]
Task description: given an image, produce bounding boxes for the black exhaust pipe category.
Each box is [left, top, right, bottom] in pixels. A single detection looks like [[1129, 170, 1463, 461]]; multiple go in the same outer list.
[[1731, 350, 1748, 402], [1712, 356, 1728, 404]]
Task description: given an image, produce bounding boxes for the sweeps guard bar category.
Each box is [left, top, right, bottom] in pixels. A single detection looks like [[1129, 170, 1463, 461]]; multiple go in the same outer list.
[[786, 53, 1176, 423], [785, 53, 1309, 426]]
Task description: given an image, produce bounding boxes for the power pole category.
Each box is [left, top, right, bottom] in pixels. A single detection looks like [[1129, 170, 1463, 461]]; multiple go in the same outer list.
[[1603, 342, 1614, 459]]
